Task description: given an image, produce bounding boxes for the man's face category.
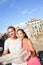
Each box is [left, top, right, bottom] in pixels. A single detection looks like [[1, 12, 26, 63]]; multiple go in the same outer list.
[[8, 28, 16, 38]]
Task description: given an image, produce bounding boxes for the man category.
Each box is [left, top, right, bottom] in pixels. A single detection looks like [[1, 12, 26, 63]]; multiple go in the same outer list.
[[2, 26, 22, 65]]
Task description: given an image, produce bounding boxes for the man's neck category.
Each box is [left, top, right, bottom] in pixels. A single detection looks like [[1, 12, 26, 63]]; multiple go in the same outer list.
[[10, 37, 17, 40]]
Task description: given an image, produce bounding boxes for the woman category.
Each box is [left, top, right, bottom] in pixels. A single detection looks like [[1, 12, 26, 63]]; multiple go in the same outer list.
[[17, 29, 41, 65]]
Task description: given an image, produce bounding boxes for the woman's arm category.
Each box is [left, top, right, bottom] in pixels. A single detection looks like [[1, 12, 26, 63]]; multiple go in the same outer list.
[[23, 38, 36, 57]]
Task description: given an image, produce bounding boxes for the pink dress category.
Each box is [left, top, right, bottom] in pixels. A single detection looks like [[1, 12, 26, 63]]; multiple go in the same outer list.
[[27, 56, 41, 65], [23, 44, 41, 65]]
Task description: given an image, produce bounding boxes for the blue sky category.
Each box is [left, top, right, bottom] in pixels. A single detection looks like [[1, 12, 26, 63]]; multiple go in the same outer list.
[[0, 0, 43, 33]]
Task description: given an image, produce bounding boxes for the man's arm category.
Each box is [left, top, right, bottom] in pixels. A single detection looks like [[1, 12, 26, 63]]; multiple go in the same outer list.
[[2, 50, 8, 56]]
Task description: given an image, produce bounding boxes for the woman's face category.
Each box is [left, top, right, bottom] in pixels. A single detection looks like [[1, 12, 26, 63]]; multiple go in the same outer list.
[[17, 30, 24, 40]]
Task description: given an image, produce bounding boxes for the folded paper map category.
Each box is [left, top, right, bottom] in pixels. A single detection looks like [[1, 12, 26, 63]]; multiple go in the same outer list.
[[0, 48, 30, 64]]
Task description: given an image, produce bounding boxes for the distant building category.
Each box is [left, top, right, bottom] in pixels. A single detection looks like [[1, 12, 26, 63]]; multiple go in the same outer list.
[[15, 18, 43, 44]]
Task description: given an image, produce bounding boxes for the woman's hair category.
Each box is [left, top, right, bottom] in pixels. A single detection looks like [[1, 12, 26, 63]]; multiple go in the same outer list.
[[7, 26, 16, 31], [17, 29, 28, 39]]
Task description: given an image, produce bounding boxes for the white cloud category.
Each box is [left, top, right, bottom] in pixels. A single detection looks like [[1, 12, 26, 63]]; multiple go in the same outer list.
[[22, 9, 28, 15], [22, 9, 36, 15], [19, 22, 25, 26], [0, 0, 7, 4], [22, 9, 33, 15]]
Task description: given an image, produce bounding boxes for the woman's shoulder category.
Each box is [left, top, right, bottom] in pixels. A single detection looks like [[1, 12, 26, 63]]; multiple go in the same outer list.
[[23, 38, 30, 42], [23, 38, 32, 45], [23, 38, 28, 43]]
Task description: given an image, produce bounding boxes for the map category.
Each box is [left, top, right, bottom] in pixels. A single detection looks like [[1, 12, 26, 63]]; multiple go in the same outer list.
[[0, 48, 30, 64]]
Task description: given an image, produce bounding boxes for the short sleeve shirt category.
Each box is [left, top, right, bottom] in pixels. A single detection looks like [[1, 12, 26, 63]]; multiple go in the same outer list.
[[4, 38, 22, 54], [4, 38, 26, 65]]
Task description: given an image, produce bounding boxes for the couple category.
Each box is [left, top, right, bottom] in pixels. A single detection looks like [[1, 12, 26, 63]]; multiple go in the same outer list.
[[2, 26, 41, 65]]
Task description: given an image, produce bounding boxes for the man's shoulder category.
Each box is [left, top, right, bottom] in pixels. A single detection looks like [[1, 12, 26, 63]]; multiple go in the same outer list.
[[5, 38, 10, 43]]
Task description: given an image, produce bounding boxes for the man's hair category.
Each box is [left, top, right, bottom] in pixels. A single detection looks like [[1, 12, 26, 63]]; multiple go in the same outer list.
[[7, 26, 16, 31]]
